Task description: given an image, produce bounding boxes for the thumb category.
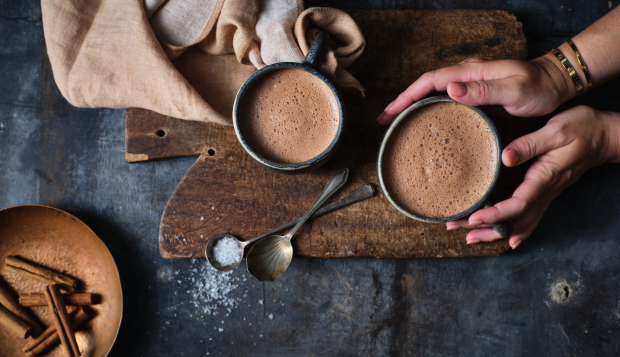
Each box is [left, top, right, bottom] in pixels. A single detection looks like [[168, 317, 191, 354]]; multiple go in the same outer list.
[[502, 122, 570, 167], [447, 77, 523, 108]]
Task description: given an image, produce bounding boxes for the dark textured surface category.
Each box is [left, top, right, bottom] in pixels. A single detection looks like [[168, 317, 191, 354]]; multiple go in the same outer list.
[[1, 1, 620, 356]]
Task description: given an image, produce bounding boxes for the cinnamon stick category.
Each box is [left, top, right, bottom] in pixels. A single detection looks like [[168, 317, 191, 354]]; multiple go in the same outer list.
[[20, 293, 94, 307], [5, 256, 77, 292], [44, 285, 81, 356], [24, 307, 91, 357], [0, 303, 31, 338], [23, 308, 79, 353], [0, 279, 43, 336]]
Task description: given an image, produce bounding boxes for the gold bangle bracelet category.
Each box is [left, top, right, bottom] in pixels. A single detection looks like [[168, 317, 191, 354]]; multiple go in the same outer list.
[[547, 48, 584, 96], [564, 39, 592, 90]]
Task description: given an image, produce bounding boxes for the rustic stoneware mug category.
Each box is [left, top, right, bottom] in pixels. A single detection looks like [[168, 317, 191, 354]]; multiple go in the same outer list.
[[377, 96, 513, 238], [232, 31, 345, 174]]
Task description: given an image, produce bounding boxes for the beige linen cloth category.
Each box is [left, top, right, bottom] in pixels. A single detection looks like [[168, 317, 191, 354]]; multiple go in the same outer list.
[[41, 0, 365, 125]]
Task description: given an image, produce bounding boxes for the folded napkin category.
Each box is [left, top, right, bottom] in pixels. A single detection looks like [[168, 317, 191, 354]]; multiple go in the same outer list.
[[41, 0, 365, 125]]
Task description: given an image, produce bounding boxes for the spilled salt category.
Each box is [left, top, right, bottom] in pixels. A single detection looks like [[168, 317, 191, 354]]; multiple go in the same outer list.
[[184, 259, 243, 318]]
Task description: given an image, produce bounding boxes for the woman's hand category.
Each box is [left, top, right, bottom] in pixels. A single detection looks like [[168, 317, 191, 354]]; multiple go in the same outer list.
[[446, 106, 620, 248], [376, 56, 576, 125]]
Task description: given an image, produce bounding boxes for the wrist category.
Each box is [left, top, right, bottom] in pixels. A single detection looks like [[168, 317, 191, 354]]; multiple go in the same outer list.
[[602, 110, 620, 164], [531, 55, 575, 107]]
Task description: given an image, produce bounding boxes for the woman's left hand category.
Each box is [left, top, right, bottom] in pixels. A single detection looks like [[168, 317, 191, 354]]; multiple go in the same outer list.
[[446, 105, 620, 249]]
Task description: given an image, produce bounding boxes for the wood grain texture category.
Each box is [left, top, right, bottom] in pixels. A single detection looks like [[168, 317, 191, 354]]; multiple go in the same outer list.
[[125, 9, 528, 259]]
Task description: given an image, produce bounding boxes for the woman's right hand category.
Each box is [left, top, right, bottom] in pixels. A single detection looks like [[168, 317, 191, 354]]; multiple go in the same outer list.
[[376, 56, 576, 125]]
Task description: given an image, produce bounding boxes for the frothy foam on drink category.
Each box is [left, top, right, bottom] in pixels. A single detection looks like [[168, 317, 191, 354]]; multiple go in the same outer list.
[[383, 102, 497, 218], [239, 68, 339, 164]]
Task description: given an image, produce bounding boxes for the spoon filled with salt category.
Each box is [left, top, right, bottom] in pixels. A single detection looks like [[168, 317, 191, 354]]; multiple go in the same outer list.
[[206, 169, 362, 273]]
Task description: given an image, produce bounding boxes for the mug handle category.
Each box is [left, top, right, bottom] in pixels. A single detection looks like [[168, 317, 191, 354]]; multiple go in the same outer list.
[[483, 202, 514, 238], [302, 31, 329, 69]]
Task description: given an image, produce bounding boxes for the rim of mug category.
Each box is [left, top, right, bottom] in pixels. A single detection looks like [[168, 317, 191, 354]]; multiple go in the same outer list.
[[376, 95, 502, 223], [232, 62, 345, 173]]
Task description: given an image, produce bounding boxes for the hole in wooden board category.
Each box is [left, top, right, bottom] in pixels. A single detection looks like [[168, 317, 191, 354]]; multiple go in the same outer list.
[[156, 129, 166, 137], [207, 149, 216, 156]]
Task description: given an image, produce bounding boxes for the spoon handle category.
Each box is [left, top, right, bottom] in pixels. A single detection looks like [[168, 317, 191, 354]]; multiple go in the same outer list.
[[284, 168, 349, 241], [247, 184, 374, 243]]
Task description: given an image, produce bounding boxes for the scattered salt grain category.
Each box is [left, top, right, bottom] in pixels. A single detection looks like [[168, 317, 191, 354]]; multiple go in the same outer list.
[[218, 328, 224, 332], [268, 314, 273, 320], [213, 237, 241, 266], [185, 261, 243, 318], [258, 300, 263, 305], [200, 216, 204, 221]]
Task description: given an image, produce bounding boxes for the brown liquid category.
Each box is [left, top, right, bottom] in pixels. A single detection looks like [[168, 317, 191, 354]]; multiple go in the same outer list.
[[383, 102, 497, 218], [238, 68, 339, 164]]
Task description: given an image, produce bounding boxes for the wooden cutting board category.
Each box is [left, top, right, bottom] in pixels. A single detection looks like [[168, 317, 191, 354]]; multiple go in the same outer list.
[[126, 9, 528, 259]]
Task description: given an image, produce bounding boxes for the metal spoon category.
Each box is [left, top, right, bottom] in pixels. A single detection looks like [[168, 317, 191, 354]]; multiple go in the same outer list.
[[205, 180, 374, 272], [245, 168, 349, 281]]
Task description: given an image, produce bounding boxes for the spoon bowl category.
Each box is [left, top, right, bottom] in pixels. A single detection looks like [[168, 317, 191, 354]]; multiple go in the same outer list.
[[245, 235, 293, 281], [205, 233, 247, 271]]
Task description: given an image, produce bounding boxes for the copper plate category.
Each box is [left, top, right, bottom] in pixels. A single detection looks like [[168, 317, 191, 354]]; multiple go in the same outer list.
[[0, 205, 122, 357]]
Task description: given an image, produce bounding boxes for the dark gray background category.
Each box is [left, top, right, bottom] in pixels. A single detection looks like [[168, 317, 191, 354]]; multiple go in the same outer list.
[[1, 0, 619, 356]]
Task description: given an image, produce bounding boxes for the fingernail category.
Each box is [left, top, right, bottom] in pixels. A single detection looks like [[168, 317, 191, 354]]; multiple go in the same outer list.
[[450, 82, 468, 97], [467, 239, 481, 244], [377, 113, 396, 125], [511, 240, 522, 250], [503, 148, 519, 166], [384, 101, 395, 112], [376, 112, 386, 122], [469, 219, 483, 226], [446, 223, 460, 230]]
